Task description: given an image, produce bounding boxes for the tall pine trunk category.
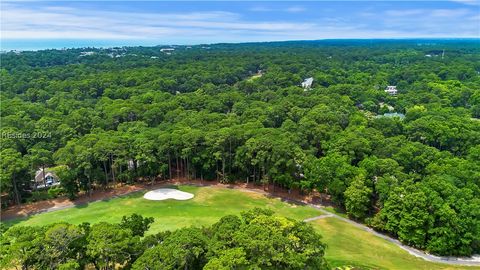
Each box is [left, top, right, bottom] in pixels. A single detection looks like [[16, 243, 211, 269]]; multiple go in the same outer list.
[[42, 165, 47, 189], [12, 173, 21, 205], [103, 160, 108, 188], [87, 173, 92, 197], [222, 158, 225, 182], [168, 154, 172, 179], [176, 156, 179, 178], [110, 155, 116, 186]]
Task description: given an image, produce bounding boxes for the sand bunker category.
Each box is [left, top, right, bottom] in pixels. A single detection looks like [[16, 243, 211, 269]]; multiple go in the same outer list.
[[143, 188, 194, 201]]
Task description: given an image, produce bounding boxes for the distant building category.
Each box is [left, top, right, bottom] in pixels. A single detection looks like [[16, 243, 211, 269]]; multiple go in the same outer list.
[[302, 77, 314, 89], [79, 51, 95, 57], [160, 48, 175, 53], [375, 112, 405, 120], [33, 168, 60, 189], [385, 86, 398, 95], [150, 56, 159, 59]]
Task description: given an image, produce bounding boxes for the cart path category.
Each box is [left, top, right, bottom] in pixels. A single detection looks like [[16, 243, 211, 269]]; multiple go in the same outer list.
[[236, 186, 480, 267], [303, 214, 333, 222], [304, 204, 480, 266], [3, 180, 479, 266]]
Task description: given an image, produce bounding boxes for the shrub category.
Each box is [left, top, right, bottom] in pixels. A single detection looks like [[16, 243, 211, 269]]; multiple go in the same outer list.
[[31, 191, 50, 202], [48, 187, 63, 199]]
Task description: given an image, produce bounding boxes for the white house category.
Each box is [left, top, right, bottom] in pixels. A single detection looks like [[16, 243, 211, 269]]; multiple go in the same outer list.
[[79, 51, 95, 57], [302, 77, 314, 89], [385, 86, 398, 95], [160, 48, 175, 53]]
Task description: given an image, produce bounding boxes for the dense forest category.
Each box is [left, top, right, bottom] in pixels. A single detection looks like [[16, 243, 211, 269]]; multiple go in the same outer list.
[[1, 40, 479, 257], [1, 209, 328, 269]]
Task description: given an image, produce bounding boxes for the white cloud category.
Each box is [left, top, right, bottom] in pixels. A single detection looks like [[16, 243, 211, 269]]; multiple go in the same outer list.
[[385, 9, 425, 16], [381, 7, 479, 36], [1, 2, 478, 43], [385, 8, 470, 17], [285, 6, 306, 13], [1, 3, 314, 40], [250, 5, 306, 13], [430, 8, 470, 17], [468, 14, 480, 21], [250, 6, 273, 12], [449, 0, 480, 5]]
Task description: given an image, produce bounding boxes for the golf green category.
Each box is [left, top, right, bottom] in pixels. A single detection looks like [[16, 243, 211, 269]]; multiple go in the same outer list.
[[5, 185, 477, 270]]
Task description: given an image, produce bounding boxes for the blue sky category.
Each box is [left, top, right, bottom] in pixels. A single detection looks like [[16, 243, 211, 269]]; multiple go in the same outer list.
[[1, 1, 479, 48]]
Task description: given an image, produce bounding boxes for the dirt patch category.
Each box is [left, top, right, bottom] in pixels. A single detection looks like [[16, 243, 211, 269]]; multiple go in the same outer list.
[[1, 182, 162, 221], [1, 178, 332, 221]]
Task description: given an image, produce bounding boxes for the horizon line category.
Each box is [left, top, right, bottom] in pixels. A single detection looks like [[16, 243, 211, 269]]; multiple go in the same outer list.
[[2, 37, 479, 52]]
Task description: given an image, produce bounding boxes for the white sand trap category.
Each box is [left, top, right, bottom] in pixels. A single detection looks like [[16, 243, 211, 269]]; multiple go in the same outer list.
[[143, 188, 194, 201]]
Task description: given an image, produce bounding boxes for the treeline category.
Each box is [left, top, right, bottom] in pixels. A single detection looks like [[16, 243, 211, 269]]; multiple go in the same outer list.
[[0, 209, 328, 270], [1, 41, 479, 256]]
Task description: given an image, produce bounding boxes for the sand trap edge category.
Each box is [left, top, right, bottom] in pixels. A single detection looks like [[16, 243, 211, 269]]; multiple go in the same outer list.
[[143, 188, 194, 201]]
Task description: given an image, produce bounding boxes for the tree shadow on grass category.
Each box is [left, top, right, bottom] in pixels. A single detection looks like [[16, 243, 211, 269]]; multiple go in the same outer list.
[[161, 184, 180, 189], [225, 184, 236, 189], [264, 194, 306, 207], [71, 189, 146, 209], [1, 215, 30, 228], [73, 203, 89, 209]]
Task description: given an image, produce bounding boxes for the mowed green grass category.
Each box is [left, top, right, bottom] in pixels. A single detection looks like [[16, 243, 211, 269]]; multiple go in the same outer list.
[[6, 185, 478, 270], [6, 185, 319, 233], [312, 217, 479, 270]]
